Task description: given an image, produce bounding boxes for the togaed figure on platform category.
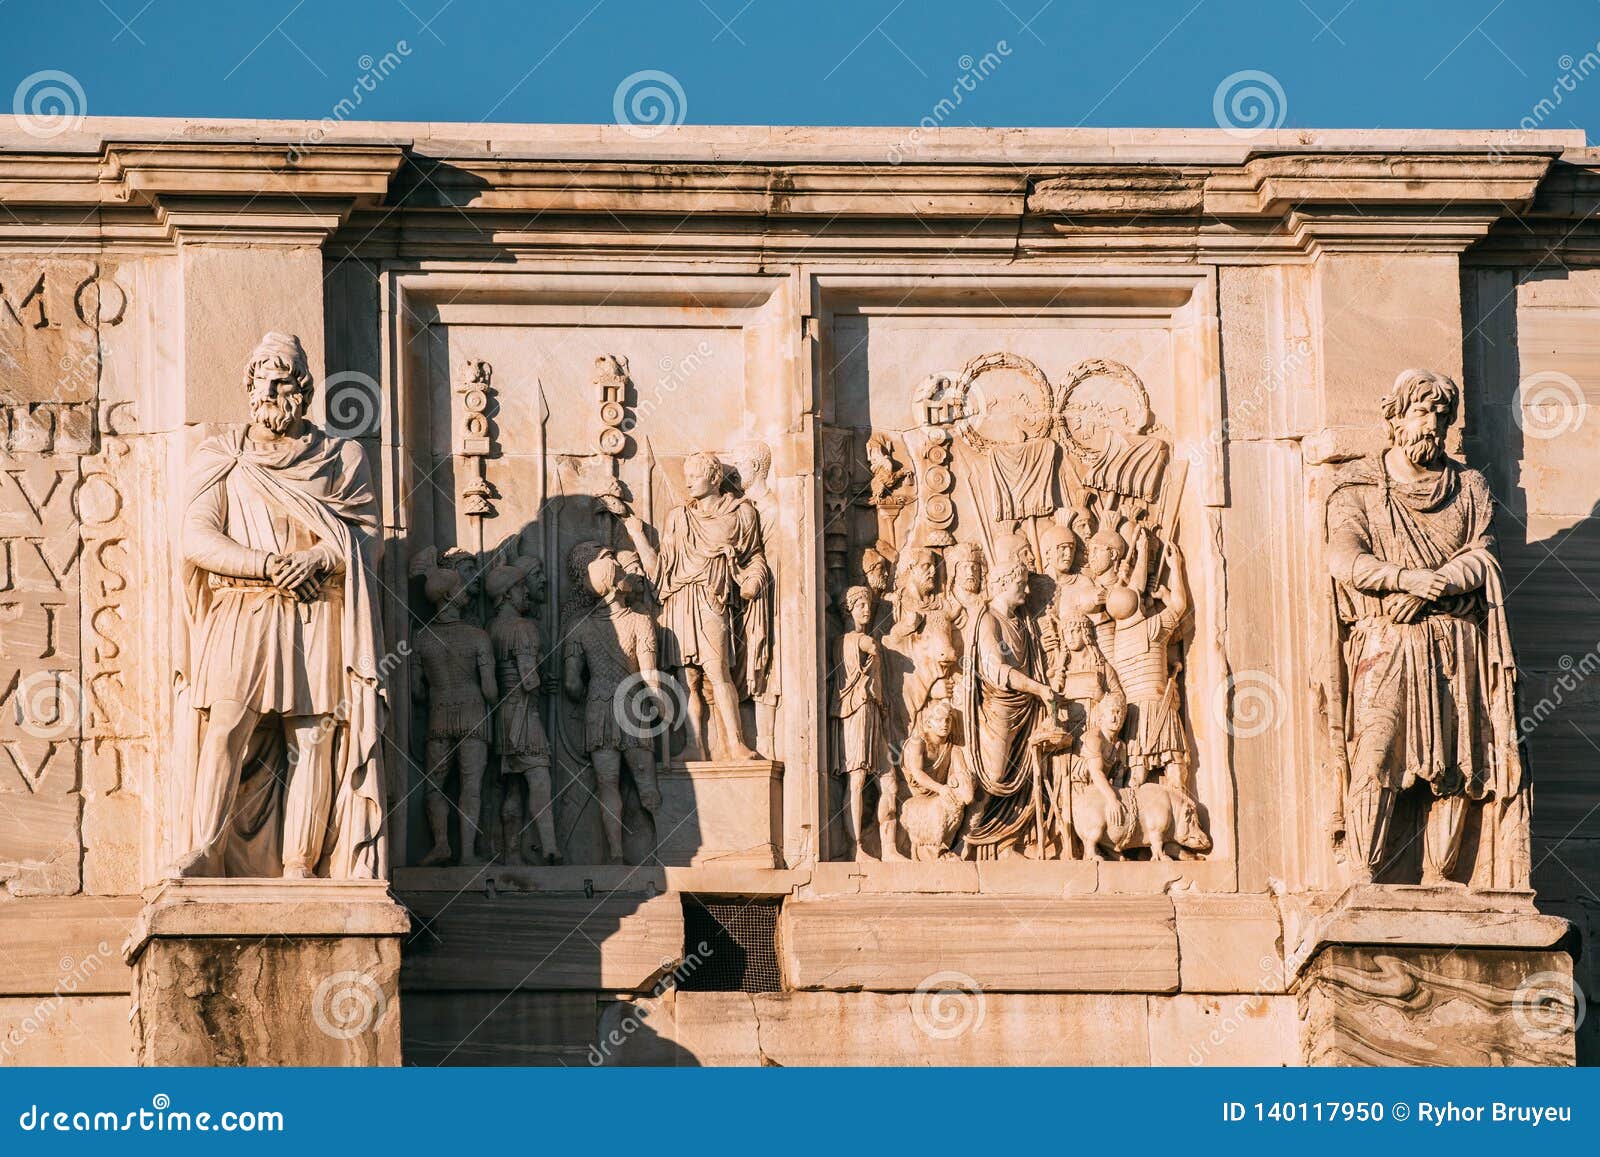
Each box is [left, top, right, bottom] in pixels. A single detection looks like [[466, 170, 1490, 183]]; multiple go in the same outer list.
[[651, 451, 770, 761], [1325, 369, 1529, 890], [172, 332, 388, 880]]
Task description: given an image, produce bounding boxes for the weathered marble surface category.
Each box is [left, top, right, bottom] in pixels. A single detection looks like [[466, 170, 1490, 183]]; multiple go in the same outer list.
[[600, 990, 1299, 1067], [0, 120, 1591, 1066], [1298, 946, 1577, 1067], [124, 881, 408, 1067]]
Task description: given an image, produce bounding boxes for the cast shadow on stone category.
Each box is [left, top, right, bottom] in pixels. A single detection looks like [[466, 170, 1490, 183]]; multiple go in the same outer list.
[[1465, 262, 1599, 1065], [388, 493, 707, 1066]]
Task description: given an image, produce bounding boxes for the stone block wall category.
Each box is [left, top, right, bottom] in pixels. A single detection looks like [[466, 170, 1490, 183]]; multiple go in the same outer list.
[[0, 122, 1592, 1066]]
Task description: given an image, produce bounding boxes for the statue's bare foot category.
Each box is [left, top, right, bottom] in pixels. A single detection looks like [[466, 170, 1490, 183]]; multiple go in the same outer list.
[[719, 741, 760, 762], [418, 843, 452, 867], [544, 850, 563, 866], [281, 863, 313, 880]]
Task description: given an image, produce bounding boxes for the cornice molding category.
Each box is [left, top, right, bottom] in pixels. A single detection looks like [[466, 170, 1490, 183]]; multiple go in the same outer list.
[[0, 141, 405, 244], [0, 136, 1569, 258]]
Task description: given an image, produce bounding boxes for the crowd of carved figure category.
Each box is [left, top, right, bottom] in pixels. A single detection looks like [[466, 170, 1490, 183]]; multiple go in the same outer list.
[[168, 334, 1528, 890], [408, 442, 777, 869], [826, 353, 1212, 863]]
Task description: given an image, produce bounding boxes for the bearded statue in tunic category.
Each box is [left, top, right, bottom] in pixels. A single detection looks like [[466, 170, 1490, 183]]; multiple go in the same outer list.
[[1325, 369, 1529, 890], [170, 332, 388, 880]]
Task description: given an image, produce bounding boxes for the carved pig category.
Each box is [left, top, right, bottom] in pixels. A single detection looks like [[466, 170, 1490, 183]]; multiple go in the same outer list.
[[1070, 780, 1212, 862]]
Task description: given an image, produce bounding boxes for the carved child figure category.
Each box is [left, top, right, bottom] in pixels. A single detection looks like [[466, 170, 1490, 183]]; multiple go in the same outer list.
[[411, 554, 498, 867], [899, 697, 975, 861], [564, 543, 665, 865], [487, 556, 559, 865], [1053, 614, 1126, 812], [831, 585, 900, 859]]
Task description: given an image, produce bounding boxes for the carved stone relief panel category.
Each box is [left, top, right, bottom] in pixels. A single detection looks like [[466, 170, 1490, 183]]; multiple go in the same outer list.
[[819, 277, 1228, 866], [391, 276, 799, 871]]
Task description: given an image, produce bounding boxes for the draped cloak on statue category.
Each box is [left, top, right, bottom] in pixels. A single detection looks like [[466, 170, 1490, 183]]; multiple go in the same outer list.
[[654, 490, 771, 695], [1325, 456, 1524, 811], [174, 427, 389, 880], [963, 604, 1049, 852]]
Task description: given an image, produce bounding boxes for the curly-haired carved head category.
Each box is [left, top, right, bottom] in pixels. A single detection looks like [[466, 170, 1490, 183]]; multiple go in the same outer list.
[[243, 332, 314, 436], [1382, 369, 1458, 468]]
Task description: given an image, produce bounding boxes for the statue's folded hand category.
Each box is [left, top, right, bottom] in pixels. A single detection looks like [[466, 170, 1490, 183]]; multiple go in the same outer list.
[[268, 550, 321, 594], [1398, 568, 1448, 601]]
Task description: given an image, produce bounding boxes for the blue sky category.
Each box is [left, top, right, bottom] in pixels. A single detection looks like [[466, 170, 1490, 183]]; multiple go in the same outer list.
[[4, 0, 1599, 134]]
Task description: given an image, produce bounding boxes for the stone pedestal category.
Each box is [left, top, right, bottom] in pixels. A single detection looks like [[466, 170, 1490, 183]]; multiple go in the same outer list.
[[1288, 886, 1577, 1066], [655, 760, 783, 868], [124, 879, 410, 1067]]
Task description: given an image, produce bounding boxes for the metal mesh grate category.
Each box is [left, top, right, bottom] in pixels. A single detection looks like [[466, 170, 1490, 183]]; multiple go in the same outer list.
[[679, 897, 782, 993]]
